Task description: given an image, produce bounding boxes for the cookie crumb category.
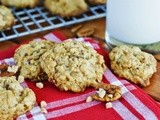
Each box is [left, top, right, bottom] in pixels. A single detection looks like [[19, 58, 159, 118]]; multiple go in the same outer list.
[[41, 108, 48, 114], [86, 96, 93, 102], [36, 82, 44, 89], [105, 102, 112, 109], [7, 65, 19, 73], [40, 101, 47, 108], [18, 76, 24, 83]]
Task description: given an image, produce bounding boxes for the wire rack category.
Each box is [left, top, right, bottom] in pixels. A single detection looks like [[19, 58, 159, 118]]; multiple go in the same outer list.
[[0, 5, 106, 42]]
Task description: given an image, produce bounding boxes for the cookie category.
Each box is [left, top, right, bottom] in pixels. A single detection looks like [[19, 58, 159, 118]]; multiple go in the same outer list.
[[0, 76, 36, 120], [1, 0, 40, 8], [0, 5, 15, 31], [109, 45, 157, 87], [14, 40, 55, 81], [91, 83, 122, 102], [40, 39, 106, 92], [86, 0, 106, 5], [44, 0, 88, 17]]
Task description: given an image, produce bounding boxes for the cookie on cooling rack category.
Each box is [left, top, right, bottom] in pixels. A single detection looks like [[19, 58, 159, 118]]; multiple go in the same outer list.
[[40, 39, 106, 92], [86, 0, 106, 5], [0, 5, 15, 31], [109, 45, 157, 87], [14, 40, 55, 81], [1, 0, 40, 8], [44, 0, 88, 17], [0, 76, 36, 120]]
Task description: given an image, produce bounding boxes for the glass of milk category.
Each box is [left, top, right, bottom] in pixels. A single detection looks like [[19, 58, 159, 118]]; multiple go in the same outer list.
[[106, 0, 160, 53]]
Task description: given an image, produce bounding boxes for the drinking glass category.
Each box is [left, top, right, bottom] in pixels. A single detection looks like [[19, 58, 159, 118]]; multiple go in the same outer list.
[[106, 0, 160, 53]]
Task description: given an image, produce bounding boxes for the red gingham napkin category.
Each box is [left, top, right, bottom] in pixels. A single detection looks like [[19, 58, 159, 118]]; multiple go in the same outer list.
[[0, 31, 160, 120]]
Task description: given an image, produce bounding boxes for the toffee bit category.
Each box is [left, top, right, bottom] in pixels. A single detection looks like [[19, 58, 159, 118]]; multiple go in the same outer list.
[[40, 101, 47, 108], [105, 102, 112, 109], [86, 96, 93, 102], [36, 82, 44, 89]]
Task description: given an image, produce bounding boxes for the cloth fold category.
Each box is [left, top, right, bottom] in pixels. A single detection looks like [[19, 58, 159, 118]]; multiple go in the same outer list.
[[0, 31, 160, 120]]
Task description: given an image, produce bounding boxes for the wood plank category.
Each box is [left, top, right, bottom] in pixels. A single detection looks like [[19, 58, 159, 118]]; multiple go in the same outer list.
[[142, 62, 160, 101]]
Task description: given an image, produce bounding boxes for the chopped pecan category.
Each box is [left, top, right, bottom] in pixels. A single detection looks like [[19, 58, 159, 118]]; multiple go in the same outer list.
[[0, 71, 15, 77], [71, 24, 82, 33], [0, 63, 8, 72], [77, 27, 95, 37], [0, 63, 19, 77], [91, 83, 122, 102]]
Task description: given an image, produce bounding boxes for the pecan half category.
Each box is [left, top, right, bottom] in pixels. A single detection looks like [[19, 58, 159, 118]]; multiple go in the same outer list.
[[91, 83, 122, 102], [0, 63, 19, 77]]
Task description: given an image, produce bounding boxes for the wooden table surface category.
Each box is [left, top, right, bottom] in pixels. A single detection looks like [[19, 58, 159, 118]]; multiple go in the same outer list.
[[1, 18, 160, 102]]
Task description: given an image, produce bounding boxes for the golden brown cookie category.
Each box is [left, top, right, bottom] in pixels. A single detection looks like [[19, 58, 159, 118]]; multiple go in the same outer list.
[[109, 45, 157, 87], [86, 0, 106, 5], [40, 39, 106, 92], [0, 5, 15, 31], [1, 0, 40, 8], [14, 40, 55, 81], [91, 83, 122, 102], [0, 76, 36, 120], [44, 0, 88, 17]]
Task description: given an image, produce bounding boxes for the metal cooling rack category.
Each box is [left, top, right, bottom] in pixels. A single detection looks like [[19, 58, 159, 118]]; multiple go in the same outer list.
[[0, 5, 106, 42]]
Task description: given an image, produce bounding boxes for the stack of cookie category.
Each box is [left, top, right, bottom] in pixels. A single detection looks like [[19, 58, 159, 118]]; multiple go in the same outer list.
[[14, 39, 107, 92]]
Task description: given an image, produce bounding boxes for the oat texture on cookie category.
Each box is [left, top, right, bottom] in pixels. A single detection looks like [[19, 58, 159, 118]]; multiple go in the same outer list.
[[40, 39, 106, 92], [0, 5, 15, 31], [109, 45, 157, 87], [1, 0, 40, 8], [44, 0, 88, 17], [14, 40, 55, 81], [0, 76, 36, 120]]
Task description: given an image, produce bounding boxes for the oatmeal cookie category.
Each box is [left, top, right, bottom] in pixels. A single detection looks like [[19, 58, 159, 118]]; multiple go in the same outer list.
[[1, 0, 40, 8], [14, 40, 55, 81], [0, 5, 15, 31], [109, 45, 157, 87], [86, 0, 106, 5], [44, 0, 88, 17], [40, 39, 106, 92], [0, 76, 36, 120]]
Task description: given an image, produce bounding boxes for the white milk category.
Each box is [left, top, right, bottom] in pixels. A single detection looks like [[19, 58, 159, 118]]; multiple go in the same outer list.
[[107, 0, 160, 45]]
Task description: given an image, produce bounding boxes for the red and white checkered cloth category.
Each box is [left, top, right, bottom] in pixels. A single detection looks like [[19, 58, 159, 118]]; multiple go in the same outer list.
[[1, 31, 160, 120]]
